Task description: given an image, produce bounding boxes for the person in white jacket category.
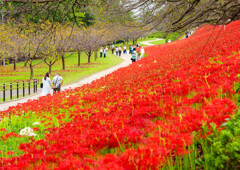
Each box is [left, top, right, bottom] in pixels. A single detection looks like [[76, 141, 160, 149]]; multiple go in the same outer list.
[[41, 72, 51, 96], [100, 48, 103, 58], [140, 47, 145, 59]]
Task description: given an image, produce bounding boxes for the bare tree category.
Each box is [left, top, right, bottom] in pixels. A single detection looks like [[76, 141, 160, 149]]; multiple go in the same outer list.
[[1, 0, 239, 33], [73, 25, 106, 64], [109, 0, 240, 32], [17, 25, 51, 80]]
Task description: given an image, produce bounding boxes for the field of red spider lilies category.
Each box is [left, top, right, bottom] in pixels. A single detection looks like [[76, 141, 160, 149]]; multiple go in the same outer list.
[[0, 20, 240, 169]]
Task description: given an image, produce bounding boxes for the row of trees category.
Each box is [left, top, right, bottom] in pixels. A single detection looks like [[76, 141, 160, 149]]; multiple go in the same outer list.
[[0, 21, 149, 79], [2, 0, 239, 33]]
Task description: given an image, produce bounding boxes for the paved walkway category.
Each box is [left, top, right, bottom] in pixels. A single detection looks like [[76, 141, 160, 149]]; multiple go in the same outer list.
[[0, 54, 132, 111], [0, 86, 42, 102], [140, 38, 164, 46]]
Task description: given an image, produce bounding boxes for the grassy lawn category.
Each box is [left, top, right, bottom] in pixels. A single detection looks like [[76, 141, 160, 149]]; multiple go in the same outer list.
[[148, 39, 166, 45], [0, 52, 123, 85], [114, 38, 160, 48], [113, 38, 166, 48], [138, 38, 161, 46], [139, 38, 166, 46], [139, 37, 160, 42], [139, 43, 148, 47]]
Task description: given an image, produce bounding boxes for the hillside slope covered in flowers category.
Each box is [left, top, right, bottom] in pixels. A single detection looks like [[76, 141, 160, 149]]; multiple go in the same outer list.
[[0, 20, 240, 169]]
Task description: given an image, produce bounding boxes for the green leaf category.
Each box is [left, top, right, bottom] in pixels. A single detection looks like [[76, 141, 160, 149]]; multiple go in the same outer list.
[[220, 123, 228, 127]]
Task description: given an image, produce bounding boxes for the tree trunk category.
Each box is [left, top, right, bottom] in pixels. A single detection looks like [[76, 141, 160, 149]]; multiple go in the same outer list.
[[62, 55, 65, 70], [127, 40, 129, 45], [13, 57, 16, 71], [95, 50, 98, 61], [88, 51, 91, 63], [24, 60, 28, 67], [133, 39, 135, 45], [49, 65, 52, 74], [78, 50, 81, 66], [30, 64, 33, 80]]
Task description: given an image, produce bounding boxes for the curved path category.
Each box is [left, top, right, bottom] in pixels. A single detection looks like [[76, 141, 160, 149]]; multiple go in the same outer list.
[[0, 54, 132, 111], [140, 38, 164, 46]]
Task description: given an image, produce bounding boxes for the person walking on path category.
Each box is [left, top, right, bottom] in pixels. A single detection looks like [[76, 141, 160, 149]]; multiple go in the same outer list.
[[123, 45, 127, 54], [104, 47, 108, 58], [52, 73, 63, 92], [135, 51, 139, 61], [133, 45, 137, 52], [100, 48, 103, 58], [118, 46, 122, 57], [129, 45, 133, 54], [111, 44, 115, 54], [140, 47, 145, 59], [41, 72, 51, 96], [185, 31, 189, 38], [115, 47, 119, 56]]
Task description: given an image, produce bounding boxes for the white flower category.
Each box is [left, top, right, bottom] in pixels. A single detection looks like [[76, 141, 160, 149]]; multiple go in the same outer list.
[[33, 122, 40, 125], [19, 127, 36, 136]]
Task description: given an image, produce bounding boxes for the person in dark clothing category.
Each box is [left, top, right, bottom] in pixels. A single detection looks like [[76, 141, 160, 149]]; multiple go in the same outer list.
[[131, 52, 136, 62]]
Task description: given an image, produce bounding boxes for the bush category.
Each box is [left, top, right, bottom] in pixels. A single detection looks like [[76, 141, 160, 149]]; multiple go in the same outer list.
[[201, 111, 240, 169]]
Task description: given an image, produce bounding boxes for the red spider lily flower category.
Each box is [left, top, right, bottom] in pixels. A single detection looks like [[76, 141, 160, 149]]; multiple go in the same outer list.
[[0, 20, 240, 169]]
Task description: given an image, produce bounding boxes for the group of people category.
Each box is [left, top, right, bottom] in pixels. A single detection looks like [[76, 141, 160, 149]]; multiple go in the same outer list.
[[41, 43, 145, 96], [129, 44, 139, 54], [100, 44, 129, 57], [41, 73, 63, 96], [110, 45, 127, 57], [99, 43, 145, 63], [99, 47, 108, 58], [131, 46, 145, 62], [113, 43, 145, 62]]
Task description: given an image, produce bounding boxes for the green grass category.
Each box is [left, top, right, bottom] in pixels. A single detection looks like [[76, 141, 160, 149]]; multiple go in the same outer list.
[[0, 110, 70, 158], [139, 43, 148, 47], [114, 37, 166, 48], [146, 31, 164, 39], [148, 39, 165, 45], [139, 38, 160, 41], [0, 52, 123, 102], [165, 32, 181, 43], [114, 38, 160, 48], [0, 52, 123, 85], [139, 38, 165, 46]]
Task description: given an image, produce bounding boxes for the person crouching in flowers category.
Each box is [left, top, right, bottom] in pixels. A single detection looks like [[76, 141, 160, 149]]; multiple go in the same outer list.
[[131, 51, 136, 62], [41, 72, 51, 96]]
